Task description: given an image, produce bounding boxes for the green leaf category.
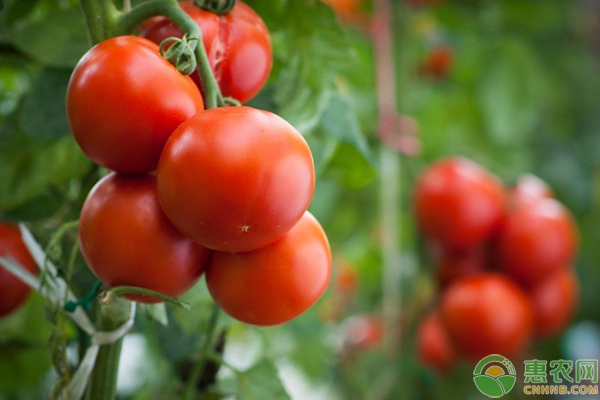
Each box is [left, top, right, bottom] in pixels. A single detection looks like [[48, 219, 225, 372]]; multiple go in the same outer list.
[[19, 69, 72, 140], [4, 1, 89, 68], [325, 143, 377, 189], [139, 303, 169, 326], [233, 359, 291, 400], [0, 344, 51, 391], [320, 95, 374, 165]]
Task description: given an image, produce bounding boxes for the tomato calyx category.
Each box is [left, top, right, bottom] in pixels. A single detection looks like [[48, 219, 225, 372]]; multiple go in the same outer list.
[[159, 35, 199, 75], [194, 0, 237, 15], [99, 285, 191, 310]]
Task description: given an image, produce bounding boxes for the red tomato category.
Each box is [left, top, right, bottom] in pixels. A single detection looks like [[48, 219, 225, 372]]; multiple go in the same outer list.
[[205, 212, 331, 326], [79, 173, 209, 303], [334, 259, 359, 297], [510, 174, 553, 209], [436, 248, 485, 290], [529, 268, 579, 338], [0, 223, 37, 317], [416, 311, 456, 372], [157, 106, 315, 252], [440, 274, 534, 360], [66, 36, 204, 174], [413, 157, 506, 252], [320, 0, 369, 27], [343, 314, 383, 350], [140, 1, 272, 104], [418, 45, 454, 79], [497, 199, 578, 287]]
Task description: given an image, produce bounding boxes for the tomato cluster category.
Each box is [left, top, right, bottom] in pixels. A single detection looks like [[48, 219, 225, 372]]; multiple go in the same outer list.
[[66, 2, 331, 326], [413, 157, 580, 372]]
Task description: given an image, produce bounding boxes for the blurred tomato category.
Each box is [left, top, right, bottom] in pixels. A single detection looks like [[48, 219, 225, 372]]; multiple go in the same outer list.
[[321, 0, 369, 28], [413, 157, 506, 252], [441, 274, 534, 360], [436, 248, 486, 290], [418, 45, 454, 79], [343, 314, 383, 350], [510, 174, 553, 209], [530, 268, 579, 338], [335, 259, 359, 297], [416, 311, 456, 372], [497, 199, 578, 287]]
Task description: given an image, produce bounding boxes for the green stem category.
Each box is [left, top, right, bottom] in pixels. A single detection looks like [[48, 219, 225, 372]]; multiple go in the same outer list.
[[99, 285, 191, 309], [183, 302, 220, 399], [79, 0, 120, 45], [85, 297, 132, 400], [116, 0, 224, 108]]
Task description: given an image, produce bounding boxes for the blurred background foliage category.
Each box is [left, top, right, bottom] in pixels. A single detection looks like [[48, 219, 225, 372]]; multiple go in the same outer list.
[[0, 0, 599, 399]]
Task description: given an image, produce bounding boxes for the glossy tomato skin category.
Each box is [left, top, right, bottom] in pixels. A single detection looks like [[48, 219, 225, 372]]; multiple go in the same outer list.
[[440, 274, 534, 360], [157, 106, 315, 252], [66, 36, 204, 174], [140, 1, 272, 103], [497, 199, 578, 287], [530, 268, 579, 338], [205, 212, 331, 326], [416, 311, 456, 373], [510, 174, 553, 209], [79, 173, 209, 303], [0, 223, 37, 317], [414, 157, 506, 252]]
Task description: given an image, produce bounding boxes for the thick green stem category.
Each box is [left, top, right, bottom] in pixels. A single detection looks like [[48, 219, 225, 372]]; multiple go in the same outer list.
[[85, 297, 132, 400], [183, 303, 220, 399], [116, 0, 224, 108], [79, 0, 120, 45]]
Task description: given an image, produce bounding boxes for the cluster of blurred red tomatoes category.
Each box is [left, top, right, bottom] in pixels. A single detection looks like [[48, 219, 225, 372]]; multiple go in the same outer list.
[[414, 157, 579, 372]]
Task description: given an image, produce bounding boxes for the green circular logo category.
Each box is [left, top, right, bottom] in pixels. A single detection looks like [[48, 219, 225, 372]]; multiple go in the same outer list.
[[473, 354, 517, 398]]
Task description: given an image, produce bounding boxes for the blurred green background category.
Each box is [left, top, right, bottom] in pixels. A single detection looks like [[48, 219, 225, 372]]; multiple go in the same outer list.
[[1, 0, 599, 399]]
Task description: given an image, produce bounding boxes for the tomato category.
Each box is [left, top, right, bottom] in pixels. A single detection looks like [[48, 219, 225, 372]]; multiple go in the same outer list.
[[157, 106, 315, 252], [510, 174, 553, 209], [334, 259, 359, 297], [140, 1, 272, 104], [0, 223, 37, 317], [416, 311, 456, 372], [440, 274, 534, 360], [79, 173, 209, 303], [529, 268, 579, 338], [418, 45, 454, 79], [497, 198, 578, 287], [320, 0, 369, 28], [66, 36, 204, 174], [205, 212, 331, 326], [343, 314, 383, 350], [436, 248, 485, 290], [413, 157, 506, 252]]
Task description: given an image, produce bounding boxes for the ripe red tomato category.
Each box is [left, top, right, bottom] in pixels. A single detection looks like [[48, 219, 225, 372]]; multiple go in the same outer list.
[[66, 36, 204, 174], [205, 212, 331, 326], [436, 248, 485, 290], [529, 268, 579, 338], [416, 311, 456, 372], [497, 198, 578, 287], [510, 174, 553, 209], [79, 173, 209, 303], [343, 314, 383, 350], [440, 274, 534, 360], [157, 106, 315, 252], [418, 45, 454, 79], [0, 223, 37, 317], [413, 157, 506, 252], [140, 1, 272, 104]]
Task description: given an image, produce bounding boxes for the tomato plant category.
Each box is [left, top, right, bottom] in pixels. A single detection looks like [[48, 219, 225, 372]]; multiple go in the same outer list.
[[157, 106, 315, 252], [416, 311, 456, 373], [140, 1, 272, 104], [0, 223, 37, 317], [497, 198, 578, 287], [413, 157, 506, 252], [440, 274, 534, 360], [79, 173, 209, 303], [529, 268, 579, 339], [205, 212, 331, 326], [66, 36, 204, 174]]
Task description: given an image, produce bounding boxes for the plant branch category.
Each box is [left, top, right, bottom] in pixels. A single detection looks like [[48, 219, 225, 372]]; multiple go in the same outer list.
[[79, 0, 120, 45], [99, 286, 191, 310]]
